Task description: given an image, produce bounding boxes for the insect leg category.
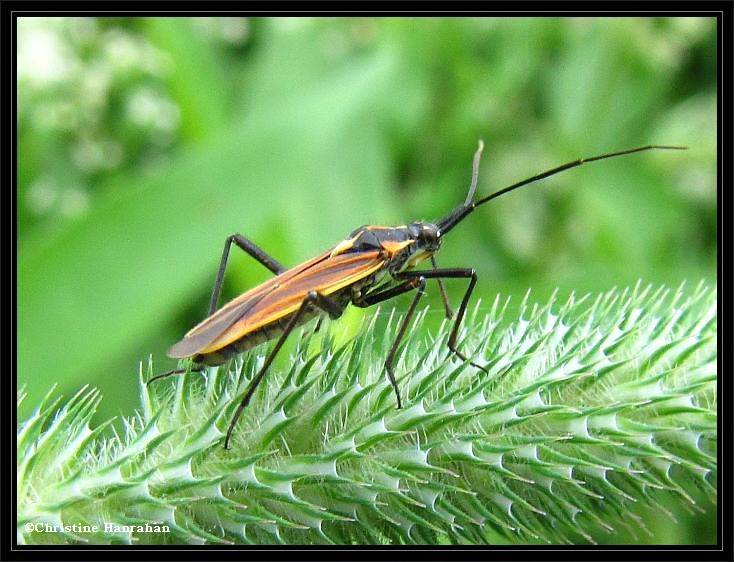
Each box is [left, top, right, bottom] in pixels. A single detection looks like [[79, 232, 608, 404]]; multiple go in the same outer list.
[[147, 364, 205, 384], [431, 255, 454, 319], [224, 291, 342, 450], [353, 280, 420, 308], [398, 268, 488, 373], [356, 261, 452, 315], [381, 276, 427, 409], [209, 233, 287, 315]]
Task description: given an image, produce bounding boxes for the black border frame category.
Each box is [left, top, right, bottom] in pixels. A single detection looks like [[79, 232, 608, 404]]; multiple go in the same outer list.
[[3, 3, 730, 561]]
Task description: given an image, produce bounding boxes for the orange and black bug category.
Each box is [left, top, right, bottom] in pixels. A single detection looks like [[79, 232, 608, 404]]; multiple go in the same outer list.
[[149, 142, 685, 449]]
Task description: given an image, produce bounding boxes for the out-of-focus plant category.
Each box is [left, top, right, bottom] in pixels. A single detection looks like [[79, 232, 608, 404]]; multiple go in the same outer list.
[[18, 18, 180, 231]]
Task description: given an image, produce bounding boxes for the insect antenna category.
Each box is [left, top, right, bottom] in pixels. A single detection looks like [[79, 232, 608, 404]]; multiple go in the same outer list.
[[464, 139, 485, 205], [437, 142, 687, 236]]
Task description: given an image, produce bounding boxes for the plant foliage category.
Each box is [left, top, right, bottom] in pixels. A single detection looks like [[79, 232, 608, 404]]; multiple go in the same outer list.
[[18, 283, 717, 545]]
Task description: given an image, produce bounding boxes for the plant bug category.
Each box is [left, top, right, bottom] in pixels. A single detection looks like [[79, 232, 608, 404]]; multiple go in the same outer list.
[[150, 141, 685, 449]]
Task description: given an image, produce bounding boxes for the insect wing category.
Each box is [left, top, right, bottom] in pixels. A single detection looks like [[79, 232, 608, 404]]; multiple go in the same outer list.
[[168, 250, 333, 358], [168, 249, 385, 358], [199, 250, 385, 353]]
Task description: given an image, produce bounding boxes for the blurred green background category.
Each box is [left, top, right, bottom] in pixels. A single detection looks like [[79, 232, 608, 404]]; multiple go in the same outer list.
[[18, 17, 716, 543]]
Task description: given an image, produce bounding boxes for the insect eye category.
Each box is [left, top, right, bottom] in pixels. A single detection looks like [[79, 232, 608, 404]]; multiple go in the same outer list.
[[421, 228, 437, 244]]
